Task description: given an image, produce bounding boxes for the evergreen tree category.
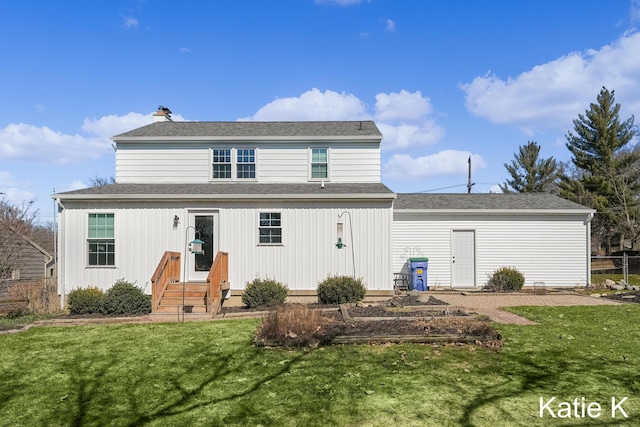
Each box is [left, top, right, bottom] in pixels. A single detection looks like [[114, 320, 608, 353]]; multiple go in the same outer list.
[[560, 87, 640, 249], [499, 141, 563, 193]]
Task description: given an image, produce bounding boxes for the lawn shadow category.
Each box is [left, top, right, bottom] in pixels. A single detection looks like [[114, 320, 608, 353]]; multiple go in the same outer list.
[[51, 328, 316, 426], [456, 344, 640, 426], [123, 347, 313, 426]]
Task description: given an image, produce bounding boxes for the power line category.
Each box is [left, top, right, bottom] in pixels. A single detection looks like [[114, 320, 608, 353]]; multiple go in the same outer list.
[[416, 184, 469, 193]]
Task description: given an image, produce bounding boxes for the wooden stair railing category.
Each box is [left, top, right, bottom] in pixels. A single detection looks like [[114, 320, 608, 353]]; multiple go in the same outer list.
[[206, 251, 229, 314], [151, 251, 181, 313]]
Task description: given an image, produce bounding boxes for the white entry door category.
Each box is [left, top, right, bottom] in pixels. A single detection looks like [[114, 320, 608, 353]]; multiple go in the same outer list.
[[451, 230, 475, 288], [186, 212, 219, 282]]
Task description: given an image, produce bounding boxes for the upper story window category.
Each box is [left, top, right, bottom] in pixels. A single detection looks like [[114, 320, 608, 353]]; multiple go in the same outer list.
[[310, 148, 328, 180], [212, 149, 232, 179], [211, 148, 256, 180], [237, 149, 256, 179], [88, 213, 115, 266]]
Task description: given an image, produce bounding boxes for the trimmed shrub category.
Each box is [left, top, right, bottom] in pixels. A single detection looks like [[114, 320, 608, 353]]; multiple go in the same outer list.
[[242, 278, 288, 308], [101, 279, 151, 316], [317, 275, 366, 304], [486, 266, 525, 292], [67, 286, 105, 314]]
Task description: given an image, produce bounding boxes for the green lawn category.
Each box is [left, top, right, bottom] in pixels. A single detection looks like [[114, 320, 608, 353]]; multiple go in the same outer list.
[[591, 273, 640, 286], [1, 306, 639, 426]]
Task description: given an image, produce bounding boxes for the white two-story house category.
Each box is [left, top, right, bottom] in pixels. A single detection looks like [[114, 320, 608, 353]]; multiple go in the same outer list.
[[54, 110, 396, 313], [54, 108, 595, 315]]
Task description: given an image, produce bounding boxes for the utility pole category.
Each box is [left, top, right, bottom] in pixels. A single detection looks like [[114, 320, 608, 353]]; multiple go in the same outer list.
[[467, 156, 474, 194]]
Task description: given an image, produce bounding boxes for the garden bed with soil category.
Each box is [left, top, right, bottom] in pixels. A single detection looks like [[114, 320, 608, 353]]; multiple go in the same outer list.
[[253, 296, 501, 348]]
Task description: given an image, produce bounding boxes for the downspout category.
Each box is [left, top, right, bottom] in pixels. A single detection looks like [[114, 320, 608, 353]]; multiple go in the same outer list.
[[55, 198, 65, 309], [586, 212, 594, 288]]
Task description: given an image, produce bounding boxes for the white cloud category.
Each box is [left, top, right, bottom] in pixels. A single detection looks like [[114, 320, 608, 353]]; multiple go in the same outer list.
[[374, 90, 445, 150], [0, 111, 168, 164], [0, 171, 19, 187], [242, 88, 370, 121], [2, 187, 36, 204], [0, 172, 35, 203], [385, 19, 396, 32], [461, 31, 640, 132], [243, 88, 446, 152], [377, 122, 445, 151], [488, 185, 503, 194], [383, 151, 486, 180], [67, 180, 88, 191], [374, 90, 432, 121], [0, 123, 110, 164], [123, 16, 139, 29], [179, 47, 191, 53], [82, 112, 153, 138]]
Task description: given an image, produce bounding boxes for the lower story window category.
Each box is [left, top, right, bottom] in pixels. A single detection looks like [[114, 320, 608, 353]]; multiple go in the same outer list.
[[88, 213, 115, 266], [88, 240, 115, 266], [259, 212, 282, 244]]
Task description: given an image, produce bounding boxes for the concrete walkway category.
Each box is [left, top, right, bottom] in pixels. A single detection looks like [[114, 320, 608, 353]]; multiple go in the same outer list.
[[427, 291, 622, 325]]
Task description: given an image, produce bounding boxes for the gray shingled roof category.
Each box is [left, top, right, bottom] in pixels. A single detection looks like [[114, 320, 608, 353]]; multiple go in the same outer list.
[[394, 193, 592, 211], [113, 121, 382, 139], [54, 182, 394, 198]]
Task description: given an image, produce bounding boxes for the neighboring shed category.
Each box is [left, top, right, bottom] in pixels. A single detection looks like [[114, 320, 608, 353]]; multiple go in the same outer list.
[[0, 222, 52, 306], [393, 193, 595, 289], [0, 222, 53, 282]]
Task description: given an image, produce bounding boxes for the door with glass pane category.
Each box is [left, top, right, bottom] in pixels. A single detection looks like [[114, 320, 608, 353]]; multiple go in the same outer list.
[[186, 212, 218, 282]]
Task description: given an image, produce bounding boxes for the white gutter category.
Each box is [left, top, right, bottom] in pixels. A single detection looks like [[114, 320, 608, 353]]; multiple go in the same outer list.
[[55, 198, 66, 309]]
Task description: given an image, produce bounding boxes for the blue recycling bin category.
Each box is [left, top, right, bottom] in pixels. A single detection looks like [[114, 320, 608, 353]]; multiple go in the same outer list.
[[409, 257, 429, 291]]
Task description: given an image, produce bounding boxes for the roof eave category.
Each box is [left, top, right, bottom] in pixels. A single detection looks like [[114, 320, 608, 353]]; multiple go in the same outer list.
[[54, 193, 396, 201], [394, 208, 595, 215], [112, 135, 382, 143]]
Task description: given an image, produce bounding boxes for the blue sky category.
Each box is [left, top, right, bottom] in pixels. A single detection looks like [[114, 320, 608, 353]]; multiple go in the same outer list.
[[1, 0, 640, 224]]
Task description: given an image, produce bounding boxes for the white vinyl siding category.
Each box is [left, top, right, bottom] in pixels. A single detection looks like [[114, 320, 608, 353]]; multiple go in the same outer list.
[[393, 212, 590, 289], [58, 200, 394, 295], [116, 145, 210, 183], [116, 142, 380, 184]]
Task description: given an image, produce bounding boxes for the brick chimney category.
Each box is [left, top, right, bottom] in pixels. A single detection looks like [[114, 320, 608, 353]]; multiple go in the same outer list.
[[153, 106, 173, 122]]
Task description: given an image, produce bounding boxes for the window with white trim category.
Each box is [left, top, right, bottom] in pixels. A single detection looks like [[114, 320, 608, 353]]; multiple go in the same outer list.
[[237, 149, 256, 179], [88, 213, 115, 266], [212, 149, 232, 179], [310, 148, 328, 179], [211, 148, 256, 180], [258, 212, 282, 244]]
